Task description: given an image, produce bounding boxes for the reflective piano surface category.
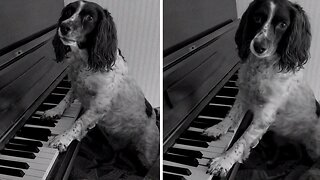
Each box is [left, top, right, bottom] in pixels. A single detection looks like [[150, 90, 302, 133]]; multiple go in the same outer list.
[[0, 1, 82, 179], [163, 0, 251, 179]]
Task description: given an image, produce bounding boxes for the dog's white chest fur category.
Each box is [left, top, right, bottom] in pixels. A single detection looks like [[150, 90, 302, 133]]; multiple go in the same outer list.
[[238, 55, 295, 108]]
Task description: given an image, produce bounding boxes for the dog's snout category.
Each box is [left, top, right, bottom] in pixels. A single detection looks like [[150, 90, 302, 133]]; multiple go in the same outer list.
[[253, 40, 267, 54], [60, 23, 71, 35]]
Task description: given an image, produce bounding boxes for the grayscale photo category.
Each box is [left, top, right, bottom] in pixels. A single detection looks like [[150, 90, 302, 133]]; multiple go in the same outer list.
[[0, 0, 159, 179], [163, 0, 320, 179]]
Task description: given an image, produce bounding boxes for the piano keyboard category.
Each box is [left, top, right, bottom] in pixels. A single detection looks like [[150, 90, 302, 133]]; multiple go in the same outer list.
[[163, 73, 240, 180], [0, 77, 81, 180]]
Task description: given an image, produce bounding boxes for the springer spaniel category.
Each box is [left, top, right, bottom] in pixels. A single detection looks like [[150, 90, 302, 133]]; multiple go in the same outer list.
[[203, 0, 320, 176], [42, 0, 159, 169]]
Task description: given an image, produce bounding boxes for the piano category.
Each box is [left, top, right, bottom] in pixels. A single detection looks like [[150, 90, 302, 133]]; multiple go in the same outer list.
[[163, 0, 253, 179], [0, 1, 82, 179]]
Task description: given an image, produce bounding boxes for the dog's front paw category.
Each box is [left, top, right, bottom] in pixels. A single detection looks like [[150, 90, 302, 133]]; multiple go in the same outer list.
[[41, 107, 64, 120], [207, 155, 235, 177], [203, 124, 228, 138], [49, 133, 74, 152]]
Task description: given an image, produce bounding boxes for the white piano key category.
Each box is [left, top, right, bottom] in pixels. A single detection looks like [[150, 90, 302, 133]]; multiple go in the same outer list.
[[0, 156, 47, 171], [223, 86, 238, 89], [173, 143, 223, 156], [2, 150, 55, 160], [215, 95, 236, 99], [55, 87, 70, 90], [0, 174, 42, 180], [208, 103, 232, 108], [42, 102, 58, 106], [197, 115, 224, 120], [0, 147, 59, 180], [163, 160, 213, 180], [42, 148, 58, 180], [0, 153, 52, 165], [24, 117, 75, 135]]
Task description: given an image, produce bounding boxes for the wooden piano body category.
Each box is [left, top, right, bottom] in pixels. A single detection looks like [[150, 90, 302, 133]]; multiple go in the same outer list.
[[163, 0, 253, 179], [0, 1, 82, 179]]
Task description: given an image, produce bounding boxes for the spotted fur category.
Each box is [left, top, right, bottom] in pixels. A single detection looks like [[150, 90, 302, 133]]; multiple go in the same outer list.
[[203, 0, 319, 176], [43, 0, 159, 170]]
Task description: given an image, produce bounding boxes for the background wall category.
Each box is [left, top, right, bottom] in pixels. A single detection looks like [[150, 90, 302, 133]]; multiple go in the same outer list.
[[236, 0, 320, 100], [64, 0, 160, 107]]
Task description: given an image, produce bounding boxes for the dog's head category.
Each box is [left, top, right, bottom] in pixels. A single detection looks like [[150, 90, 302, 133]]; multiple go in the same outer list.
[[235, 0, 311, 71], [52, 0, 117, 71]]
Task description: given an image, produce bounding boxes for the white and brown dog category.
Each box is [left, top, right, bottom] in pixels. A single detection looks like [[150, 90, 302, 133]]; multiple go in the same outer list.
[[203, 0, 320, 176], [42, 0, 159, 169]]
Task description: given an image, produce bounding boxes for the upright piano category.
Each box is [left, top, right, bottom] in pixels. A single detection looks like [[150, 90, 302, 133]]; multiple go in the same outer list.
[[0, 1, 82, 179], [163, 0, 253, 179]]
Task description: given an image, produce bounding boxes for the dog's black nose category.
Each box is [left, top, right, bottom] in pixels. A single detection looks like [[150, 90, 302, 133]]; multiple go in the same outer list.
[[253, 41, 267, 54], [60, 23, 71, 35]]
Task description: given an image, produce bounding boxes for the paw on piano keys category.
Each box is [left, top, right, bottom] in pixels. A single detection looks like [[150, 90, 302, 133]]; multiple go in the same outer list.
[[163, 73, 243, 179], [0, 76, 81, 180]]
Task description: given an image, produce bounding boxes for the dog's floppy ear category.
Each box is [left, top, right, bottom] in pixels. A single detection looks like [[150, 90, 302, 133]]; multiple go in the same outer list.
[[277, 3, 311, 72], [89, 9, 117, 71], [235, 1, 255, 62], [52, 31, 68, 62]]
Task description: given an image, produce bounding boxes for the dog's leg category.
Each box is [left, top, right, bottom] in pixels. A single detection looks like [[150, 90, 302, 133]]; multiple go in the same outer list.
[[136, 122, 159, 169], [49, 109, 100, 152], [42, 90, 74, 119], [203, 97, 244, 138], [207, 103, 278, 176], [305, 122, 320, 159]]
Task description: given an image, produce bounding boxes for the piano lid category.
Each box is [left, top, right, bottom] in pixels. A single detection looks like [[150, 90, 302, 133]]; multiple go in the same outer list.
[[163, 0, 237, 57]]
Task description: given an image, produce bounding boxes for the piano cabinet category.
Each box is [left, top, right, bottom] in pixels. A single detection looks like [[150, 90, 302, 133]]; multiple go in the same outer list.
[[164, 21, 240, 143]]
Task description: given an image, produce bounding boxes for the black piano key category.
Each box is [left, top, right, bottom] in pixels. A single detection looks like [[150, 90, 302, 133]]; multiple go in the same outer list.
[[21, 127, 51, 136], [0, 166, 25, 177], [0, 149, 36, 159], [225, 81, 237, 87], [229, 74, 238, 81], [10, 138, 43, 147], [17, 127, 51, 141], [176, 139, 209, 148], [52, 88, 69, 95], [200, 105, 230, 118], [164, 154, 199, 167], [26, 118, 56, 127], [58, 80, 71, 88], [168, 147, 203, 158], [210, 96, 235, 105], [194, 118, 221, 125], [180, 131, 215, 142], [163, 173, 186, 180], [0, 159, 29, 169], [36, 104, 57, 111], [216, 87, 238, 97], [44, 94, 65, 104], [6, 143, 40, 153], [163, 165, 191, 176], [16, 133, 48, 141], [190, 121, 215, 129]]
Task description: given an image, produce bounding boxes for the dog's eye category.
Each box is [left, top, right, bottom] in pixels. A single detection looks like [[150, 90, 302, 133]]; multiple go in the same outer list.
[[85, 15, 93, 21], [64, 10, 73, 17], [277, 22, 287, 29], [253, 16, 262, 24]]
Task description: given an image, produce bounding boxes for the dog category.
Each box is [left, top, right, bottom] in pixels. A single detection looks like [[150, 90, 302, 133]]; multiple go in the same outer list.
[[42, 0, 159, 169], [203, 0, 320, 176]]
